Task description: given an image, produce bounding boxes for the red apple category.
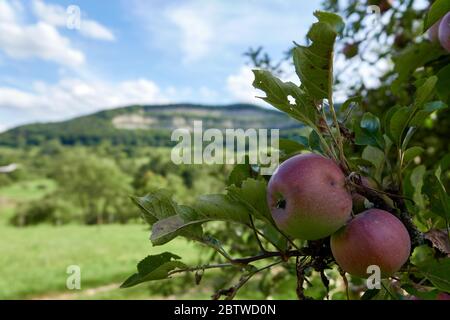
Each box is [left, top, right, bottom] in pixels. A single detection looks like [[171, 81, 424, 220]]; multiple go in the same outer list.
[[438, 12, 450, 52], [437, 292, 450, 300], [267, 153, 352, 240], [331, 209, 411, 278], [428, 18, 441, 42]]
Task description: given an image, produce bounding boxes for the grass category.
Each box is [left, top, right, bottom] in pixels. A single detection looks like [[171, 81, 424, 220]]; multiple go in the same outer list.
[[0, 178, 56, 201], [0, 224, 204, 299], [0, 179, 297, 300]]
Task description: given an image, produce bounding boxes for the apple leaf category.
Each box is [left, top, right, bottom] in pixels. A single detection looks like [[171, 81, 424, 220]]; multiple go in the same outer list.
[[278, 138, 306, 160], [436, 64, 450, 102], [150, 193, 253, 245], [252, 69, 317, 125], [131, 190, 181, 225], [423, 0, 450, 31], [339, 95, 362, 113], [409, 101, 448, 127], [410, 165, 426, 210], [417, 258, 450, 292], [227, 178, 273, 224], [360, 289, 380, 300], [392, 42, 444, 93], [362, 145, 384, 182], [414, 76, 438, 108], [389, 106, 410, 146], [293, 11, 343, 100], [403, 146, 424, 164], [424, 174, 450, 220], [227, 162, 254, 187], [121, 252, 186, 288]]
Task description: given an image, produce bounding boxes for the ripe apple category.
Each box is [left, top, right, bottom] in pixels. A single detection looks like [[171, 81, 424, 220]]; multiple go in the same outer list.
[[428, 18, 442, 42], [437, 292, 450, 300], [438, 12, 450, 52], [331, 209, 411, 278], [267, 153, 352, 240]]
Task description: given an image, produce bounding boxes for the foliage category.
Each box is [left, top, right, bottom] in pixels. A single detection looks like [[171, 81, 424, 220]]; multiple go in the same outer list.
[[123, 8, 450, 300]]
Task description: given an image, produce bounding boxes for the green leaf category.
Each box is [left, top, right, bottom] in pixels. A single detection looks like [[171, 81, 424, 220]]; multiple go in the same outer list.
[[436, 64, 450, 102], [362, 146, 385, 182], [418, 258, 450, 292], [308, 130, 322, 152], [340, 95, 362, 113], [278, 138, 305, 159], [410, 101, 448, 127], [252, 69, 316, 123], [392, 42, 444, 93], [228, 162, 254, 187], [150, 207, 203, 246], [149, 192, 253, 245], [424, 174, 450, 220], [414, 76, 438, 108], [403, 146, 424, 164], [389, 106, 411, 146], [121, 252, 186, 288], [423, 0, 450, 31], [192, 194, 251, 225], [131, 190, 203, 245], [361, 289, 381, 300], [354, 115, 384, 148], [131, 190, 180, 225], [361, 112, 380, 134], [227, 178, 273, 224], [293, 12, 343, 100], [410, 165, 426, 209]]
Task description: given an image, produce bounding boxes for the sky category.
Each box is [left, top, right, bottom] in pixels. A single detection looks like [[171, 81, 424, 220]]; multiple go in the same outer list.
[[0, 0, 327, 131]]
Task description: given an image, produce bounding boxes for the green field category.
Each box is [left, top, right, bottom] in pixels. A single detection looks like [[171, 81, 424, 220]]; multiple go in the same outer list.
[[0, 178, 207, 299], [0, 179, 296, 300], [0, 224, 207, 299]]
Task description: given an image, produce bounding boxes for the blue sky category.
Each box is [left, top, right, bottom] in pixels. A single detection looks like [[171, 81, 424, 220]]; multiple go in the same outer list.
[[0, 0, 325, 131]]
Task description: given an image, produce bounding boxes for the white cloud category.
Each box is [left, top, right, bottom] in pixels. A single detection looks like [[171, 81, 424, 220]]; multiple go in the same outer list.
[[32, 0, 115, 41], [0, 0, 85, 67], [0, 21, 85, 67], [0, 77, 219, 128], [0, 0, 17, 23], [0, 78, 167, 120], [131, 0, 319, 63], [167, 6, 213, 62], [226, 66, 260, 104], [79, 20, 115, 41]]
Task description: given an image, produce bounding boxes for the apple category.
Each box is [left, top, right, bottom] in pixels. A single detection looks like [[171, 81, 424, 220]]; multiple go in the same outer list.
[[438, 12, 450, 52], [437, 292, 450, 300], [428, 18, 441, 42], [267, 153, 352, 240], [331, 209, 411, 278]]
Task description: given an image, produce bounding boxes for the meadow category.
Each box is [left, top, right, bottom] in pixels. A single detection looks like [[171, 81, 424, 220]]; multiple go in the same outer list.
[[0, 175, 302, 300]]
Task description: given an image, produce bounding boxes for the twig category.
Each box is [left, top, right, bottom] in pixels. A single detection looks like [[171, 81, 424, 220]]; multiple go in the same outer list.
[[249, 215, 267, 253], [231, 249, 309, 265]]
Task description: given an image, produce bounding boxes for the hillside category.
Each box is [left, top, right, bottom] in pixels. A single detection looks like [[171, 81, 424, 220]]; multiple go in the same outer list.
[[0, 103, 303, 147]]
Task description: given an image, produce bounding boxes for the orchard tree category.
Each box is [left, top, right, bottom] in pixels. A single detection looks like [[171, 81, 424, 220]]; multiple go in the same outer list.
[[122, 6, 449, 300]]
